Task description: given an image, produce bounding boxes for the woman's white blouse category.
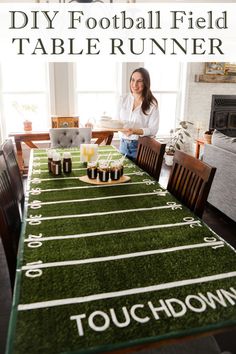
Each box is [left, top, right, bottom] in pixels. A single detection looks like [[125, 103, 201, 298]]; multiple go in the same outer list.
[[117, 93, 159, 141]]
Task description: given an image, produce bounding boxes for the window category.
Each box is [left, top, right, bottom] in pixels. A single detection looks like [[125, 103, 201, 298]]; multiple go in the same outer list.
[[74, 62, 122, 127], [0, 61, 186, 140], [144, 61, 186, 136], [0, 62, 50, 138]]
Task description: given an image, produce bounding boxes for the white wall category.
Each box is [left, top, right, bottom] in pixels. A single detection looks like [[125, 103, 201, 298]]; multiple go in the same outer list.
[[184, 63, 236, 135]]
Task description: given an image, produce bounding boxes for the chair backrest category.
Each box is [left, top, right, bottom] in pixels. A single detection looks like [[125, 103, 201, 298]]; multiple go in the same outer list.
[[167, 150, 216, 217], [49, 128, 92, 148], [1, 139, 24, 212], [0, 151, 21, 291], [136, 137, 166, 181]]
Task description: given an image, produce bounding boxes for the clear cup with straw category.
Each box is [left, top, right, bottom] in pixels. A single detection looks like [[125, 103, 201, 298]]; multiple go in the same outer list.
[[110, 161, 121, 181], [98, 160, 110, 182], [47, 149, 53, 173], [118, 153, 126, 177], [87, 161, 98, 179]]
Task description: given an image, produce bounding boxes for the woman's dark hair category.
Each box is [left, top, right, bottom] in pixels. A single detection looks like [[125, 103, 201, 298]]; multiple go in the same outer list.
[[130, 67, 158, 115]]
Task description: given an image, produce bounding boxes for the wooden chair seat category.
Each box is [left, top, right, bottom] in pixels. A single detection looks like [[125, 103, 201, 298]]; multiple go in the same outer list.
[[136, 137, 166, 181], [0, 151, 21, 291], [167, 150, 216, 217]]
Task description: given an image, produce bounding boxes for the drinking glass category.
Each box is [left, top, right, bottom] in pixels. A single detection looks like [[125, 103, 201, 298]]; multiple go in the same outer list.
[[87, 161, 98, 179], [110, 161, 121, 181], [98, 161, 109, 182]]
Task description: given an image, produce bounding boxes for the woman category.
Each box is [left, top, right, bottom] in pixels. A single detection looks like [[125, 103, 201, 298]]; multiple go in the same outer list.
[[118, 67, 159, 160]]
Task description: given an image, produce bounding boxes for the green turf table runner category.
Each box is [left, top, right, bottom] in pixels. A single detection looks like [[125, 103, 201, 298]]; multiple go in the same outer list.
[[6, 146, 236, 354]]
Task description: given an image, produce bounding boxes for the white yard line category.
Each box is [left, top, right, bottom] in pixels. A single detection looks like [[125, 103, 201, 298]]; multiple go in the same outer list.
[[34, 167, 88, 172], [18, 271, 236, 311], [30, 176, 81, 181], [33, 149, 116, 157], [21, 241, 224, 271], [26, 205, 181, 222], [28, 191, 167, 207], [28, 180, 158, 193], [33, 167, 87, 172], [33, 153, 122, 165], [32, 164, 135, 174], [24, 220, 200, 243], [29, 172, 146, 186]]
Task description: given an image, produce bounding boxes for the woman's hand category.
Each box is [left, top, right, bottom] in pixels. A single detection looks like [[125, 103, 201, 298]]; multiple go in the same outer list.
[[122, 128, 144, 136], [122, 128, 133, 136]]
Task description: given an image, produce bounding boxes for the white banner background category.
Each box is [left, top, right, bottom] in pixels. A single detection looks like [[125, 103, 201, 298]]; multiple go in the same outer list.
[[0, 2, 236, 62]]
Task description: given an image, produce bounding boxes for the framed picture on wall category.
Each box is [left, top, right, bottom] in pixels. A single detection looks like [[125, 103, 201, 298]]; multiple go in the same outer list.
[[205, 62, 225, 75], [225, 63, 236, 76]]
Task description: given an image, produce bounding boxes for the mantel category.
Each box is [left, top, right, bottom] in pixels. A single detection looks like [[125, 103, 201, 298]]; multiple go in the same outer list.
[[195, 74, 236, 83]]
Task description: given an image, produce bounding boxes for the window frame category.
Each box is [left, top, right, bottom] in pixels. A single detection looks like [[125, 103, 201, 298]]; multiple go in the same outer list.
[[144, 62, 187, 137], [71, 62, 123, 126], [0, 62, 51, 140]]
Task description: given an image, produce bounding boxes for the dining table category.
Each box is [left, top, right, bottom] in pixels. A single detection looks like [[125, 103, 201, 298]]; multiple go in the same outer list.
[[8, 130, 116, 175], [6, 145, 236, 354]]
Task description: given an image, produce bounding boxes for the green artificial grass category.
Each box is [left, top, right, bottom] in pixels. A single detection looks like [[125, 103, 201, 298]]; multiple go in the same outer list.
[[13, 279, 236, 354], [7, 146, 236, 354], [19, 245, 236, 303], [22, 224, 216, 264]]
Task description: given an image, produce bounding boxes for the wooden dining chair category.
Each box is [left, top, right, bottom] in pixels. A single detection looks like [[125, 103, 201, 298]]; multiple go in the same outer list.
[[49, 127, 92, 148], [136, 137, 166, 181], [0, 151, 21, 291], [1, 139, 25, 213], [167, 150, 216, 218]]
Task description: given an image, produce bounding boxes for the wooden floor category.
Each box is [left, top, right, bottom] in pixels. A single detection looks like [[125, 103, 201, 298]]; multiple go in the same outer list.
[[1, 163, 236, 354]]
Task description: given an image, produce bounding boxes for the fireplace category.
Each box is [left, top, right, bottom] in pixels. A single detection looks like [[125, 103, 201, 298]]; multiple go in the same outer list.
[[209, 95, 236, 137]]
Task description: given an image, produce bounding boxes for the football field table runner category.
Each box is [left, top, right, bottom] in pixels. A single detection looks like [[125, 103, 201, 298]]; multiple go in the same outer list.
[[6, 146, 236, 354]]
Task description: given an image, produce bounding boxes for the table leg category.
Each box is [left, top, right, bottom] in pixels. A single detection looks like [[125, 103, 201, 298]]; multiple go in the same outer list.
[[195, 142, 200, 159], [15, 140, 24, 174], [24, 141, 38, 149], [93, 132, 114, 145], [105, 133, 114, 145]]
